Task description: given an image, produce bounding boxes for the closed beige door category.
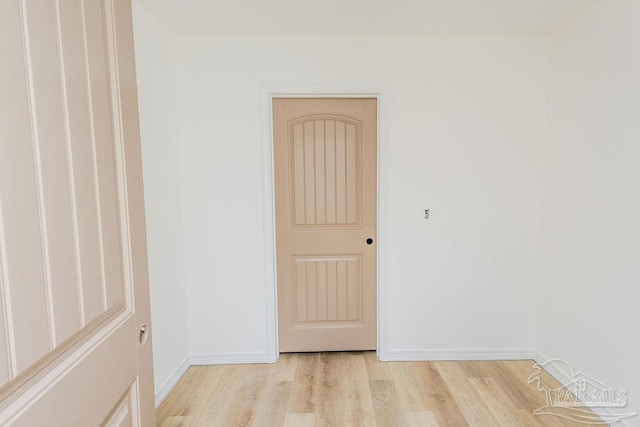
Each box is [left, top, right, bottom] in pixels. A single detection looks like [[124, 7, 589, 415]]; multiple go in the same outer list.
[[274, 98, 377, 352], [0, 0, 154, 425]]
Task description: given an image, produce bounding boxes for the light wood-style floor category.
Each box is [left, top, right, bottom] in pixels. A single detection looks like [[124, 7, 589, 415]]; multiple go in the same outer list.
[[156, 352, 603, 426]]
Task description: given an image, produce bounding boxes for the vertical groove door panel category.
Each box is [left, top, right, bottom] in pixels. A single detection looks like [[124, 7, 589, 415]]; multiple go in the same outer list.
[[84, 0, 125, 310], [290, 118, 361, 228], [27, 0, 83, 346], [274, 98, 377, 352], [292, 257, 362, 324], [58, 0, 106, 325], [0, 0, 52, 376], [0, 0, 154, 424]]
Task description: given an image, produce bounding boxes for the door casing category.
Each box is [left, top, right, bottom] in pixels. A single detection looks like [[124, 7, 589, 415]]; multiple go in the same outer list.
[[260, 90, 388, 362]]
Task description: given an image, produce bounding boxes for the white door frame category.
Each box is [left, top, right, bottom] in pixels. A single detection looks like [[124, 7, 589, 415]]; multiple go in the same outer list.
[[260, 89, 389, 362]]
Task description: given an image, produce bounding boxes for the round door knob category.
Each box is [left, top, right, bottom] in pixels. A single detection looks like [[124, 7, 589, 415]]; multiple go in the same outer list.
[[366, 238, 374, 245]]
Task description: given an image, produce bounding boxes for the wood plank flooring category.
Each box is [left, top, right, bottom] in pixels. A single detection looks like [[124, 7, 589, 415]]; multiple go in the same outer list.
[[156, 352, 603, 426]]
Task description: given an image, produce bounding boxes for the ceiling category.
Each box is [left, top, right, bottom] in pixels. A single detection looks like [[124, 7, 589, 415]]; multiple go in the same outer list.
[[139, 0, 599, 37]]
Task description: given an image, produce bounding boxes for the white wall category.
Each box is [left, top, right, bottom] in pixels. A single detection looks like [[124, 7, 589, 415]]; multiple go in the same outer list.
[[175, 37, 548, 360], [132, 1, 190, 403], [538, 0, 640, 419]]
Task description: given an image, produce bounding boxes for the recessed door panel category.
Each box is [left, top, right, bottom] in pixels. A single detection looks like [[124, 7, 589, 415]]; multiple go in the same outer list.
[[289, 118, 361, 228], [292, 255, 361, 325]]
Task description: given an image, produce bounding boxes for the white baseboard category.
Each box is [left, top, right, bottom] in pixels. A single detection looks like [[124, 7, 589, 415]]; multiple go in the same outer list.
[[533, 351, 633, 427], [189, 351, 270, 365], [382, 348, 537, 362], [155, 356, 190, 407]]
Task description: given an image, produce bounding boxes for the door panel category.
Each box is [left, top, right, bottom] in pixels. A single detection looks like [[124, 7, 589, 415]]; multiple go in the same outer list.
[[0, 0, 154, 424], [103, 386, 137, 427], [0, 0, 54, 379], [290, 118, 361, 228], [274, 98, 377, 352], [292, 256, 362, 323]]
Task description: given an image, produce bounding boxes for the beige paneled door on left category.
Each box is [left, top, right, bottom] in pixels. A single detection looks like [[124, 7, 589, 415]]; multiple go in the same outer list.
[[274, 98, 377, 352], [0, 0, 154, 425]]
